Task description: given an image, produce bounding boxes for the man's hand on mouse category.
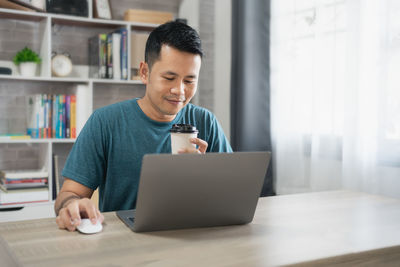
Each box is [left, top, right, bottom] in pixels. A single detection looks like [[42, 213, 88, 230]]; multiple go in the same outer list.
[[178, 138, 208, 154], [56, 198, 104, 232]]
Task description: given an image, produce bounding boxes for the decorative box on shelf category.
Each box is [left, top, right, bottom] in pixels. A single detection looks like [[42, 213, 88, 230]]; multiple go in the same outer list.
[[123, 9, 173, 24]]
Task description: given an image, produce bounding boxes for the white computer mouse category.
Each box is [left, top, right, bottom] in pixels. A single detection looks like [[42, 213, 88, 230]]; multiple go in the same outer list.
[[76, 218, 103, 234]]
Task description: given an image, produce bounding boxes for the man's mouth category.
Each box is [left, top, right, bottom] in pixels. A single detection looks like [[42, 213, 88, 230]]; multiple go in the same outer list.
[[166, 98, 185, 105]]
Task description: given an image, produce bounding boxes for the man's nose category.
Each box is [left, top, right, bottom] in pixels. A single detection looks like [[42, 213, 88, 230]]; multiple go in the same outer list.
[[171, 80, 185, 95]]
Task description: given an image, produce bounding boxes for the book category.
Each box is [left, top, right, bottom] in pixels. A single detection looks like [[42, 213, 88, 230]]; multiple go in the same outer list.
[[65, 95, 71, 138], [0, 169, 48, 180], [123, 9, 173, 24], [47, 93, 52, 138], [61, 94, 66, 138], [76, 85, 91, 136], [56, 95, 62, 138], [3, 181, 48, 191], [106, 33, 113, 78], [0, 134, 31, 141], [112, 32, 121, 80], [117, 28, 128, 80], [0, 187, 49, 205], [70, 95, 76, 138], [52, 94, 58, 138], [43, 94, 48, 138], [39, 94, 45, 138]]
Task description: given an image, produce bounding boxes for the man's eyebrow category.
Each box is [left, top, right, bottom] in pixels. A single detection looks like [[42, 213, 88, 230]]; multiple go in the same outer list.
[[162, 71, 178, 76]]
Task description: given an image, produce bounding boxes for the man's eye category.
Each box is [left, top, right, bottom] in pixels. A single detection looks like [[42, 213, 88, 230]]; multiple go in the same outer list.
[[164, 77, 174, 81], [185, 80, 194, 84]]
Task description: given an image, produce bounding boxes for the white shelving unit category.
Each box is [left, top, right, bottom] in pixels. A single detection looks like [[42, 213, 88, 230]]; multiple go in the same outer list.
[[0, 6, 156, 222]]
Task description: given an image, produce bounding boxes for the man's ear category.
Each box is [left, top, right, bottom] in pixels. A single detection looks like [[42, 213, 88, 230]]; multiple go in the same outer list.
[[139, 61, 149, 84]]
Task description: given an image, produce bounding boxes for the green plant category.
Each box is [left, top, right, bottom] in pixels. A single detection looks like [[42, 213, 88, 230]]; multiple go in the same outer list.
[[13, 47, 41, 65]]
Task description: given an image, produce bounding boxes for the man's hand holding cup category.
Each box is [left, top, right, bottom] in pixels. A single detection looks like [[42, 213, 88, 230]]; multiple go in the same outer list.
[[170, 124, 208, 154]]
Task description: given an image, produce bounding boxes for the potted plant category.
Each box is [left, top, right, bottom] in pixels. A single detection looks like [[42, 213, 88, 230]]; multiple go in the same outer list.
[[13, 47, 41, 77]]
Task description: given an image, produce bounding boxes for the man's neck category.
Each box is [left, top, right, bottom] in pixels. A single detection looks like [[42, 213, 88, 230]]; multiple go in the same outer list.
[[137, 97, 176, 122]]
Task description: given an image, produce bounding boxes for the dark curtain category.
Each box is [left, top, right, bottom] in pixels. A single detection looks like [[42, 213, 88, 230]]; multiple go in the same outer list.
[[231, 0, 274, 196]]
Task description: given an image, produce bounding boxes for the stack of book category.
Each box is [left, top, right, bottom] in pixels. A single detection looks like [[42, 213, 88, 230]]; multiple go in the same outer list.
[[0, 169, 49, 206], [26, 94, 77, 139], [0, 134, 31, 141], [89, 28, 128, 80]]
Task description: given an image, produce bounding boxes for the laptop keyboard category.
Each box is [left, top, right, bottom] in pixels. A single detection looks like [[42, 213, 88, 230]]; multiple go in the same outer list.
[[128, 217, 135, 223]]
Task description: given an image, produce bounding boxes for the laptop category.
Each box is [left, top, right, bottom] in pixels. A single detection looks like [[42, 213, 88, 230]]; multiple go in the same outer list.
[[117, 151, 271, 232]]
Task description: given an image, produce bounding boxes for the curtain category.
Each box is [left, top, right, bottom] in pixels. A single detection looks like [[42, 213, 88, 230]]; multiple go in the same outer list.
[[270, 0, 400, 198], [231, 0, 274, 196]]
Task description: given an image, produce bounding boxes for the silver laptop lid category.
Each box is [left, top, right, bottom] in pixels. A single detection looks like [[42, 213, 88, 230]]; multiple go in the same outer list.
[[132, 151, 271, 232]]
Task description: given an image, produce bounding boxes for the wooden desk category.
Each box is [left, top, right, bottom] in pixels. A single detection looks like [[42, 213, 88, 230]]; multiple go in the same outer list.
[[1, 190, 400, 267]]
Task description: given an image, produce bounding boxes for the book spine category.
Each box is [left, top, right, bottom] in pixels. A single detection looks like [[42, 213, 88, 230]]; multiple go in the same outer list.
[[52, 94, 57, 138], [47, 93, 52, 138], [34, 94, 40, 138], [65, 95, 71, 138], [39, 94, 45, 138], [120, 28, 128, 80], [70, 95, 76, 138], [106, 33, 113, 79], [62, 95, 66, 138], [44, 94, 48, 138], [112, 32, 121, 80], [57, 95, 63, 138], [5, 178, 48, 184], [100, 34, 107, 78]]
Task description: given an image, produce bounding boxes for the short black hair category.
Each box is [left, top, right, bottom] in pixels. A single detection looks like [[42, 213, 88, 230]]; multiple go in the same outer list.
[[145, 21, 203, 70]]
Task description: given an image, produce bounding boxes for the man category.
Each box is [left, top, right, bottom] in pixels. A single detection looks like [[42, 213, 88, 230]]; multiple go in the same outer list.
[[55, 21, 232, 231]]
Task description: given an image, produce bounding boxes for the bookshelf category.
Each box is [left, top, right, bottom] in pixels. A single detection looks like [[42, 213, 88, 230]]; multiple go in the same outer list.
[[0, 5, 157, 222]]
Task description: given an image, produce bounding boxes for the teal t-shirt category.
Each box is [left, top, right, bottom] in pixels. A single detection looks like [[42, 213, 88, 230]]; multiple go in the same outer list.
[[62, 98, 232, 212]]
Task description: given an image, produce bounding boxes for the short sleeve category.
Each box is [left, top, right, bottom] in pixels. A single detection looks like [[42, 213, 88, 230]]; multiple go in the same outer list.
[[207, 115, 233, 153], [61, 111, 107, 190]]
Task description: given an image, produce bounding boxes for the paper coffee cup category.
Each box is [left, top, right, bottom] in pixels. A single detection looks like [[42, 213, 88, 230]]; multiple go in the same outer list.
[[170, 124, 199, 154]]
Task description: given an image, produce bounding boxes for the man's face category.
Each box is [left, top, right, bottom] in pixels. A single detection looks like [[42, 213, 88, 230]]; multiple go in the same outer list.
[[140, 45, 202, 121]]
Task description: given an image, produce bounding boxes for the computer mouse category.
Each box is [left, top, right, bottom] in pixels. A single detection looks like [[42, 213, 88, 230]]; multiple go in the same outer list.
[[76, 218, 103, 234]]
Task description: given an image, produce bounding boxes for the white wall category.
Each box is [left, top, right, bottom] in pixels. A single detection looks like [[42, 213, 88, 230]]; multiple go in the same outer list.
[[179, 0, 231, 140], [214, 0, 231, 141]]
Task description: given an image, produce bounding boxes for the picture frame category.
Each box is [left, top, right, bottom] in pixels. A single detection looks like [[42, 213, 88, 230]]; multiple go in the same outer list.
[[93, 0, 112, 20]]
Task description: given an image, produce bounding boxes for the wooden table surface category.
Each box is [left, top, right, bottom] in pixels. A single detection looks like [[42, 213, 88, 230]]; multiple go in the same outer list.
[[1, 190, 400, 267]]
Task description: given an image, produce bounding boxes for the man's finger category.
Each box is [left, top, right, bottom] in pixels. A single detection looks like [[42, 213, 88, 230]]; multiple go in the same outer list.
[[190, 138, 208, 154], [97, 210, 105, 223], [178, 147, 198, 154], [79, 199, 98, 224], [59, 208, 75, 231], [66, 199, 81, 226]]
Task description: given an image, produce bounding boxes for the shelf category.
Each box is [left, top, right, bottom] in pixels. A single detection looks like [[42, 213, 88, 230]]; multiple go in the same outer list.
[[0, 7, 46, 21], [0, 138, 75, 144], [0, 7, 159, 29], [91, 79, 143, 85], [0, 75, 88, 83], [0, 3, 153, 219], [0, 75, 145, 85], [0, 200, 54, 209]]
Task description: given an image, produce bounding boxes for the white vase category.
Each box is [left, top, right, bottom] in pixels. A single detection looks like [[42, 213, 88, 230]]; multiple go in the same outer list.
[[19, 62, 37, 77]]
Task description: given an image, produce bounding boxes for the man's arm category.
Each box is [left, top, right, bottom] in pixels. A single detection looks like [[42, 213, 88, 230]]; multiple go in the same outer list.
[[55, 178, 104, 231]]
